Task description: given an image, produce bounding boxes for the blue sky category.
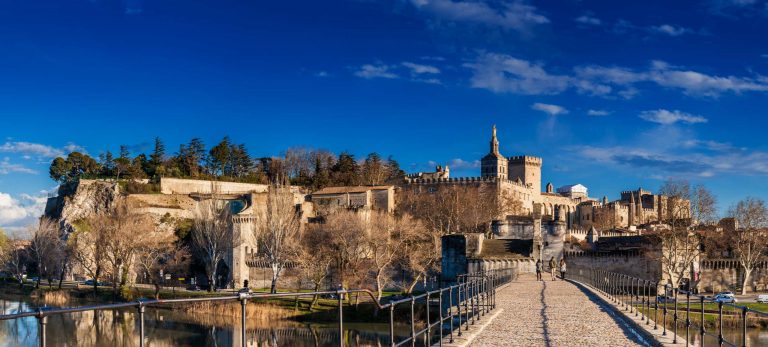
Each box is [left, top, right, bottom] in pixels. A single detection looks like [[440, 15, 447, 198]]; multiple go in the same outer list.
[[2, 0, 768, 230]]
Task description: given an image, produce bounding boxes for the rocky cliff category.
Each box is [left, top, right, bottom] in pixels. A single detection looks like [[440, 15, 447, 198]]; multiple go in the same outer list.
[[44, 179, 121, 234]]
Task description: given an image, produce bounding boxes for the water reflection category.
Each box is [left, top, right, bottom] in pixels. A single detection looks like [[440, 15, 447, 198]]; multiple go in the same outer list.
[[0, 298, 431, 347]]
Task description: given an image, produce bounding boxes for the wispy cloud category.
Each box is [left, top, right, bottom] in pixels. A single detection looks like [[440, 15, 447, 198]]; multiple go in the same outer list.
[[428, 158, 480, 170], [587, 109, 611, 116], [572, 144, 768, 178], [408, 0, 549, 31], [639, 109, 708, 125], [531, 103, 568, 116], [464, 53, 569, 95], [650, 24, 692, 36], [0, 157, 36, 175], [466, 53, 768, 98], [402, 62, 440, 74], [354, 64, 399, 79], [575, 14, 601, 26]]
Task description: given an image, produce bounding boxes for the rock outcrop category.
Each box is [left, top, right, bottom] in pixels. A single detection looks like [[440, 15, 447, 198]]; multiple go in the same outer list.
[[44, 179, 121, 235]]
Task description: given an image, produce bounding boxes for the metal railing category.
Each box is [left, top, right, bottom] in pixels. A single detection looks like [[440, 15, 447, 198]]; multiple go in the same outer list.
[[0, 268, 516, 347], [570, 267, 768, 347]]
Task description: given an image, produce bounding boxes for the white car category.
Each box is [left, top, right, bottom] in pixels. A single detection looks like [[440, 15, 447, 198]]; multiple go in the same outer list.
[[713, 292, 738, 303], [757, 294, 768, 303]]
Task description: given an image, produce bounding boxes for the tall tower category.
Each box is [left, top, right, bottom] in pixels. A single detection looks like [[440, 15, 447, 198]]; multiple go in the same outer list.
[[508, 155, 543, 193], [481, 125, 508, 179]]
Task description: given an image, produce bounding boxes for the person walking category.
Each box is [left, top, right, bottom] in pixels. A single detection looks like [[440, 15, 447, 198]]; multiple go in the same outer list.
[[549, 257, 557, 281], [535, 259, 543, 281], [559, 258, 567, 280]]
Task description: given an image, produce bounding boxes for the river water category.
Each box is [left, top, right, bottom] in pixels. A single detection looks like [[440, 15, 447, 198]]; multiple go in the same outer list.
[[0, 298, 434, 347]]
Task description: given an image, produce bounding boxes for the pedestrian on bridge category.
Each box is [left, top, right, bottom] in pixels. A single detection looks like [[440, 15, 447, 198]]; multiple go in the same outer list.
[[549, 257, 557, 281], [559, 258, 567, 280], [535, 259, 543, 281]]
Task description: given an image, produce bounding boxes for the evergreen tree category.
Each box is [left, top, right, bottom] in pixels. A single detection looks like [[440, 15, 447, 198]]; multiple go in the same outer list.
[[150, 137, 166, 177], [208, 136, 232, 177], [312, 156, 330, 190], [362, 152, 385, 185], [331, 152, 359, 186], [385, 155, 406, 184]]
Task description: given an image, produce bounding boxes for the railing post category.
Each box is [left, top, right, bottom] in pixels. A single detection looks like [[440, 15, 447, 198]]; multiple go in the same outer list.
[[438, 289, 444, 347], [741, 306, 748, 347], [138, 303, 146, 347], [673, 287, 678, 344], [389, 304, 396, 347], [685, 291, 690, 347], [718, 301, 724, 347], [37, 312, 47, 347], [634, 278, 639, 317], [240, 297, 247, 347], [700, 296, 705, 344], [654, 291, 659, 331], [337, 289, 344, 347], [426, 291, 431, 342], [410, 296, 416, 347], [449, 286, 456, 342], [463, 282, 469, 331]]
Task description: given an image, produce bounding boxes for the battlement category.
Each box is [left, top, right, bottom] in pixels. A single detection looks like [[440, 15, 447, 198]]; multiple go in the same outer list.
[[508, 155, 542, 166], [405, 176, 529, 188]]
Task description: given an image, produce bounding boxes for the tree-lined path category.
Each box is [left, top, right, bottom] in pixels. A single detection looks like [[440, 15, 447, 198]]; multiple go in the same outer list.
[[469, 275, 651, 347]]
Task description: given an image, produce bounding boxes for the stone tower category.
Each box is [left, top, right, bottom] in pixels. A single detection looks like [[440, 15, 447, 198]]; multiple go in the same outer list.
[[508, 155, 542, 193], [481, 125, 508, 179]]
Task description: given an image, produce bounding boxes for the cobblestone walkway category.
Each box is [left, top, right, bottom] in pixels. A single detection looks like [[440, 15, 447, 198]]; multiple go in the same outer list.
[[469, 276, 648, 347]]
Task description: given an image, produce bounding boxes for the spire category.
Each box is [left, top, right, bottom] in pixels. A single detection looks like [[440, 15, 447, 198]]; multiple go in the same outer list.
[[490, 125, 500, 154]]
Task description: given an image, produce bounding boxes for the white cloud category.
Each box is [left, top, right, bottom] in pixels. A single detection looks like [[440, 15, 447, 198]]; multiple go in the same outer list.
[[650, 24, 692, 36], [409, 0, 549, 31], [531, 103, 568, 116], [572, 144, 768, 178], [0, 192, 47, 228], [0, 157, 36, 175], [315, 71, 330, 77], [587, 109, 610, 116], [0, 141, 85, 160], [427, 158, 480, 170], [353, 64, 399, 79], [402, 62, 440, 74], [575, 14, 601, 26], [639, 109, 708, 125], [465, 53, 569, 95]]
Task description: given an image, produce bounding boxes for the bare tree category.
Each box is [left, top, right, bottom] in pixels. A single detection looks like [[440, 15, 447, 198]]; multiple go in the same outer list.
[[691, 184, 718, 226], [727, 197, 768, 294], [101, 202, 156, 295], [192, 196, 235, 292], [71, 215, 110, 295], [323, 211, 369, 293], [653, 179, 709, 287], [298, 224, 334, 309], [135, 232, 180, 299], [396, 213, 439, 294], [253, 185, 301, 293], [365, 212, 409, 300], [28, 217, 64, 288]]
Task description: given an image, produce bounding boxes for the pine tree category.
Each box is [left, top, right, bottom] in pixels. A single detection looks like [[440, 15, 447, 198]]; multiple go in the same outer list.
[[150, 137, 166, 177]]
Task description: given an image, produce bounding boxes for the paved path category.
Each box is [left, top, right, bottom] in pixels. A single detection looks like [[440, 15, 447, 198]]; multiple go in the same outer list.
[[469, 275, 649, 347]]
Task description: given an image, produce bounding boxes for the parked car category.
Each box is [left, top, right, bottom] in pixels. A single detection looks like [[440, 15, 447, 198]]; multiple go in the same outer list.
[[713, 292, 738, 303], [657, 295, 676, 303], [757, 294, 768, 303], [83, 279, 107, 286]]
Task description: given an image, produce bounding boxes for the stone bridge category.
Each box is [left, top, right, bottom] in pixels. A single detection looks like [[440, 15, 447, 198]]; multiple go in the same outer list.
[[454, 274, 663, 347]]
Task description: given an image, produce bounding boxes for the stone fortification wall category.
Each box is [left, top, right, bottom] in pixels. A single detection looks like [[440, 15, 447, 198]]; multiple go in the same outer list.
[[564, 252, 660, 282], [699, 259, 768, 294], [160, 178, 268, 195]]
